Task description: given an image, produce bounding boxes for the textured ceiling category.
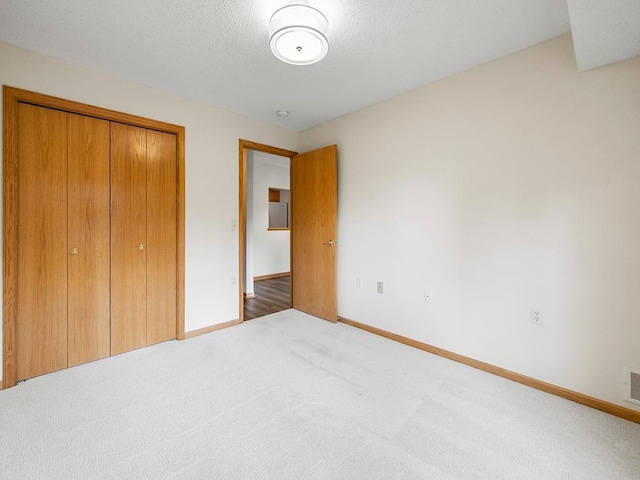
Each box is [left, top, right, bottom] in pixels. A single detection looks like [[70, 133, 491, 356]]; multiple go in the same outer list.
[[567, 0, 640, 71], [0, 1, 636, 131]]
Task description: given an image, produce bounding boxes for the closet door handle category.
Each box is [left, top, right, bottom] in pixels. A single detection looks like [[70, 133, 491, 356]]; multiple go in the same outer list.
[[138, 244, 144, 251], [70, 247, 78, 255]]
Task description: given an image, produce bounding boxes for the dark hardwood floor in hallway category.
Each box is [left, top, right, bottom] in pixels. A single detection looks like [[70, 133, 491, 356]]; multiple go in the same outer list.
[[244, 275, 291, 321]]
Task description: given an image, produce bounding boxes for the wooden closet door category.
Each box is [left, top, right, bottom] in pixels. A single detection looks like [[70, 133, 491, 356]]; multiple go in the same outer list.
[[16, 103, 68, 380], [67, 113, 111, 367], [111, 123, 148, 355], [146, 130, 177, 345]]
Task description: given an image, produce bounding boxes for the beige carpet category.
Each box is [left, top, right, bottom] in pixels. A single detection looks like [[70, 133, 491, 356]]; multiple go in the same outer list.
[[1, 309, 639, 479]]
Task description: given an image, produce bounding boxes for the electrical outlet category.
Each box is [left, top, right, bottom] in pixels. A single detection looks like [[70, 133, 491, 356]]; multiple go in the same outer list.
[[377, 281, 383, 294], [232, 276, 237, 285], [424, 289, 433, 303], [531, 308, 543, 326], [231, 220, 237, 232], [355, 276, 362, 288]]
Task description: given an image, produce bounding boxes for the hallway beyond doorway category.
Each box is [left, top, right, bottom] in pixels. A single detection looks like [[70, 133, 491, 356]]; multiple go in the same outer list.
[[244, 275, 291, 320]]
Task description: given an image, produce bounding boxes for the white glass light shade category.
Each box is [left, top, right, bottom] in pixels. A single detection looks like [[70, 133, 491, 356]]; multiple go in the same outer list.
[[269, 2, 329, 66]]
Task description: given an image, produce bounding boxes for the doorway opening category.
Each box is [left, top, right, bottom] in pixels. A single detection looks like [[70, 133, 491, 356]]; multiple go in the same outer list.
[[239, 140, 338, 323], [244, 274, 291, 321], [239, 140, 297, 322]]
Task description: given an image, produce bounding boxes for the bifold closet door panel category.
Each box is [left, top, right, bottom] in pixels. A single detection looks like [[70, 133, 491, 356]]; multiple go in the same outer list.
[[146, 130, 177, 345], [67, 113, 111, 367], [111, 122, 148, 355], [16, 103, 68, 381]]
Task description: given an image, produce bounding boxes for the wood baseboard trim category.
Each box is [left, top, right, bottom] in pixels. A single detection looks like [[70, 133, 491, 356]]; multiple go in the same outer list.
[[254, 272, 290, 282], [338, 316, 640, 424], [184, 319, 241, 339]]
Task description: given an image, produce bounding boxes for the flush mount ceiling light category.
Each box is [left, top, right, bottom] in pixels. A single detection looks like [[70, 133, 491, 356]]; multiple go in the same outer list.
[[269, 0, 329, 66]]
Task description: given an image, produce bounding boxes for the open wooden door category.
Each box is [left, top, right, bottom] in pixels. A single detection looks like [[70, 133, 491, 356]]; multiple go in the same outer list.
[[291, 145, 338, 322]]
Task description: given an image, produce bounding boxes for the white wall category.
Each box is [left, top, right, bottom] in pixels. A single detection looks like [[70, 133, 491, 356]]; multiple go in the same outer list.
[[252, 154, 290, 277], [299, 34, 640, 412], [0, 41, 299, 378], [244, 151, 256, 296]]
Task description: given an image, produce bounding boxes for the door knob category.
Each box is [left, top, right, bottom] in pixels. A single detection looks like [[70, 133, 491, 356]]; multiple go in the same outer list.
[[70, 247, 78, 255], [323, 240, 337, 246], [138, 244, 144, 251]]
